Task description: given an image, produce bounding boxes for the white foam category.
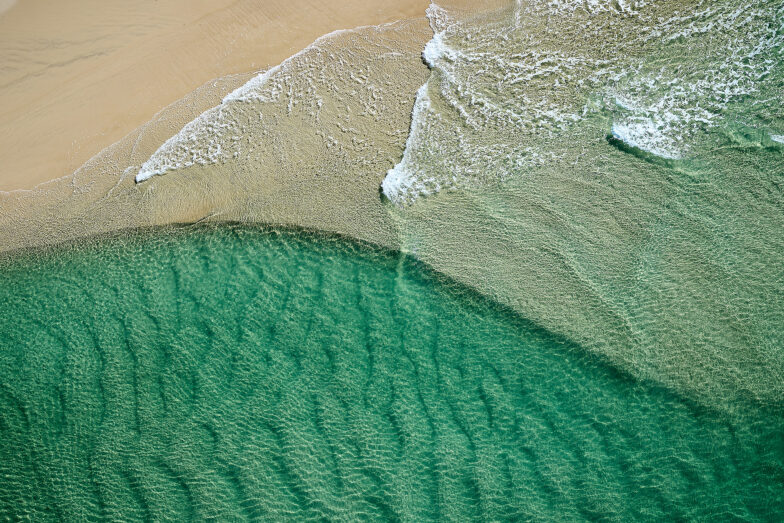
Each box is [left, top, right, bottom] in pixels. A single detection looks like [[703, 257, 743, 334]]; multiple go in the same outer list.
[[606, 0, 782, 162], [135, 104, 234, 182], [221, 27, 355, 104], [382, 0, 597, 205], [422, 32, 452, 67], [426, 3, 452, 33], [611, 121, 681, 159], [222, 66, 281, 104], [771, 134, 784, 144], [382, 85, 433, 204], [545, 0, 656, 15], [136, 25, 374, 183]]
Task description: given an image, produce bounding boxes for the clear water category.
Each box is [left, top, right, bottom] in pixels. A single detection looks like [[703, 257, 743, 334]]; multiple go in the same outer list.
[[378, 0, 784, 414], [99, 1, 784, 415], [1, 1, 783, 518], [0, 225, 782, 520], [383, 0, 784, 203]]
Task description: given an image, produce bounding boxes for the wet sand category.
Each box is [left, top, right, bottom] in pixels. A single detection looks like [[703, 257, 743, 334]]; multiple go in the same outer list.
[[0, 0, 780, 429], [0, 16, 433, 253], [0, 0, 428, 191]]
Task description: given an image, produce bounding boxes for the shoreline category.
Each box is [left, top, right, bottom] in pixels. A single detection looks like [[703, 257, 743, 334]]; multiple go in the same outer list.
[[0, 0, 429, 191], [2, 0, 779, 420], [0, 16, 434, 252]]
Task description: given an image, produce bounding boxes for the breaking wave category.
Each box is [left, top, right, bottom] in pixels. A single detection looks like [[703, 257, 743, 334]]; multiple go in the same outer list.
[[382, 0, 783, 204]]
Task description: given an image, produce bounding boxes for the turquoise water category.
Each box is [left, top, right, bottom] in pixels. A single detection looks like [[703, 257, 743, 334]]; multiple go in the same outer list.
[[0, 225, 782, 520], [1, 0, 783, 519], [112, 0, 784, 414]]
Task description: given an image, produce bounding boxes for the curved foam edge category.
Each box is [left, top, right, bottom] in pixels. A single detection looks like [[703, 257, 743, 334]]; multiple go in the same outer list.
[[380, 4, 449, 205], [135, 24, 392, 183], [381, 84, 433, 205], [610, 122, 682, 160]]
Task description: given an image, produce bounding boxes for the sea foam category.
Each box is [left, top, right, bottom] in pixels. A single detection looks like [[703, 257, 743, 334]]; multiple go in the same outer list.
[[381, 85, 433, 203], [382, 0, 782, 204], [382, 2, 587, 205], [545, 0, 657, 15], [611, 121, 681, 160], [136, 28, 361, 183]]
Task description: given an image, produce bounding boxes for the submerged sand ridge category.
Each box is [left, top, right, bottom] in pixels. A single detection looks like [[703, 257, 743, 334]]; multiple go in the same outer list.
[[3, 224, 781, 520], [1, 0, 782, 424], [0, 0, 429, 191]]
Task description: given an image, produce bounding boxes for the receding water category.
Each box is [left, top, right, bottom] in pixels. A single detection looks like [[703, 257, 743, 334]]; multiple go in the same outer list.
[[2, 1, 781, 420], [0, 225, 781, 520], [383, 0, 784, 203]]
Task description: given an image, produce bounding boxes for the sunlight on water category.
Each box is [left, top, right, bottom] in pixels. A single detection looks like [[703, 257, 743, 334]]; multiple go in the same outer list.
[[0, 225, 782, 519], [381, 0, 783, 203]]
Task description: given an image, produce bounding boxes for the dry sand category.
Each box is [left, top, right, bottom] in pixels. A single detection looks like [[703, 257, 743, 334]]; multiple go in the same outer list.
[[0, 0, 429, 191]]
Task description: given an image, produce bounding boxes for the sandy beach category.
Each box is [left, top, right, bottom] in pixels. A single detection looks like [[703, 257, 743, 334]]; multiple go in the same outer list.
[[0, 0, 779, 424], [1, 1, 783, 519], [0, 0, 428, 191]]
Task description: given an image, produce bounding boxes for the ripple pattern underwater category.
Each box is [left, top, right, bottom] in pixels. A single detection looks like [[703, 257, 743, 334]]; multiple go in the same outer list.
[[0, 225, 782, 520]]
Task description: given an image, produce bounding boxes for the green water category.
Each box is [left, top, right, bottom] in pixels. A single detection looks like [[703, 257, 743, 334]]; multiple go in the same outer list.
[[0, 225, 781, 520]]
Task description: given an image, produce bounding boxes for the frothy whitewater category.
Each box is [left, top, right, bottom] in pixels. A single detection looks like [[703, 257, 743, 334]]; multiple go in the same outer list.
[[122, 1, 784, 412], [136, 28, 363, 182], [1, 2, 783, 518], [382, 0, 783, 203], [137, 0, 782, 204]]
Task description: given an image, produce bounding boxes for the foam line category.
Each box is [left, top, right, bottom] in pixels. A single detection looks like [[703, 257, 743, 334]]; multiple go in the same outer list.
[[136, 24, 392, 183]]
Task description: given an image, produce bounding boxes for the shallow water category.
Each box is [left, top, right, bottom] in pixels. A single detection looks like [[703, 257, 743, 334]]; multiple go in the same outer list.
[[80, 0, 784, 415], [380, 0, 784, 413], [383, 0, 784, 203], [0, 225, 782, 520], [1, 3, 783, 517]]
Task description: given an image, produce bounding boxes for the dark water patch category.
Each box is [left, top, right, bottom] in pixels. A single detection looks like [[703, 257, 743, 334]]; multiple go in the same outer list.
[[605, 133, 686, 169], [0, 224, 782, 520], [715, 121, 784, 154]]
